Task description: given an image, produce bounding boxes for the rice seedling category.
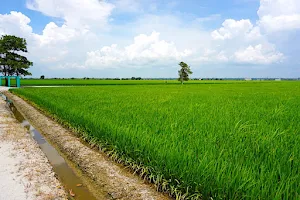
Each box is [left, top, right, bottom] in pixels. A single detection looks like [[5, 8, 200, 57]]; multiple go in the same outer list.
[[18, 79, 247, 86], [11, 81, 300, 199]]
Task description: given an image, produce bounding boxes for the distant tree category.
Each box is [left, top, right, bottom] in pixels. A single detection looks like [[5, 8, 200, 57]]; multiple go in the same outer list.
[[40, 75, 45, 79], [0, 35, 32, 85], [178, 61, 192, 84]]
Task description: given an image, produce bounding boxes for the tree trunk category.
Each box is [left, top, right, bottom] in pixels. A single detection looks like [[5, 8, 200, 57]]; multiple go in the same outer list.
[[3, 66, 8, 86], [181, 69, 184, 84]]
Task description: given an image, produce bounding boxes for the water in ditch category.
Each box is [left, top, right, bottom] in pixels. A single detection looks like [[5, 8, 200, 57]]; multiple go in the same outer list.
[[1, 93, 100, 200]]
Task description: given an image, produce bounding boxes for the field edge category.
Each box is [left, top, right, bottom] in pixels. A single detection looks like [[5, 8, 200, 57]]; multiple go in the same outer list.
[[7, 90, 201, 200]]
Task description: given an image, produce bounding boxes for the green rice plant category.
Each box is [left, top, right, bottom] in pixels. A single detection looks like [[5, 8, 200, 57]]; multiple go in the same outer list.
[[19, 79, 248, 86], [11, 81, 300, 199]]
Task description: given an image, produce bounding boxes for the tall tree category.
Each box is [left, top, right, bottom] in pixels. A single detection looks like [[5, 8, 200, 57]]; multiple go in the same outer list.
[[178, 61, 192, 84], [0, 35, 32, 85]]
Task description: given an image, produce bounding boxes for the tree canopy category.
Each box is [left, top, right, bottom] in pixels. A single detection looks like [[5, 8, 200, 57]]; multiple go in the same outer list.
[[178, 61, 192, 84], [0, 35, 32, 77]]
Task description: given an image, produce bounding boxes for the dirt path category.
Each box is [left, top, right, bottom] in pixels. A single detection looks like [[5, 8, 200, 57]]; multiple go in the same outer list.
[[4, 91, 171, 200], [0, 86, 10, 92], [0, 95, 67, 200]]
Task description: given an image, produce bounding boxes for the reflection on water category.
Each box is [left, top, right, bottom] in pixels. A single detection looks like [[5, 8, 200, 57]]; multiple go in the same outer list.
[[1, 93, 98, 200]]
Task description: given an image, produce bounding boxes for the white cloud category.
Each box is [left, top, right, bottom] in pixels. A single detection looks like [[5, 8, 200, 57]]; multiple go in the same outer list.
[[258, 0, 300, 32], [0, 11, 34, 38], [26, 0, 115, 29], [0, 10, 283, 72], [40, 50, 68, 63], [208, 18, 282, 64], [234, 44, 284, 64], [85, 31, 192, 68], [194, 50, 229, 63], [0, 0, 293, 77], [0, 11, 90, 69], [194, 43, 283, 65], [211, 19, 261, 41], [125, 32, 191, 59], [38, 22, 79, 45], [53, 62, 86, 70]]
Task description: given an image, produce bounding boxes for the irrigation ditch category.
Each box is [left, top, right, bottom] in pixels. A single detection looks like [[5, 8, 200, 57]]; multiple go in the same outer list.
[[3, 91, 170, 200], [1, 93, 99, 200]]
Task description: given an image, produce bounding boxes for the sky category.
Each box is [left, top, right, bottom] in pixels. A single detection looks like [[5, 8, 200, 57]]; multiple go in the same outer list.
[[0, 0, 300, 78]]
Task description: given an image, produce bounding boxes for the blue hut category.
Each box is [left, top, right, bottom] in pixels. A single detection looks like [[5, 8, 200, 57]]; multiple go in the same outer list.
[[0, 76, 21, 88]]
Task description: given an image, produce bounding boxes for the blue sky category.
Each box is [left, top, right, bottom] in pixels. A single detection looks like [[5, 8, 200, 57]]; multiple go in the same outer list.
[[0, 0, 299, 78]]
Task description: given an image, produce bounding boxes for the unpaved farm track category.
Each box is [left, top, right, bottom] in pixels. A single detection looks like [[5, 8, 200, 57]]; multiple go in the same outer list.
[[5, 92, 171, 200], [0, 95, 67, 200]]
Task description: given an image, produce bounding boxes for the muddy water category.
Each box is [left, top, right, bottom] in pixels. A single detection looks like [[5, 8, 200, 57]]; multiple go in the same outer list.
[[2, 94, 98, 200]]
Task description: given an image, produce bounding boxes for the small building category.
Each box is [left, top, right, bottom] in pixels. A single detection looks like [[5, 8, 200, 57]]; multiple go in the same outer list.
[[0, 76, 21, 88]]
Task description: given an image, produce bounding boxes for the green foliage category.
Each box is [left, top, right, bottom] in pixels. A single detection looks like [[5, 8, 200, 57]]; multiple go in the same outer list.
[[11, 81, 300, 199], [178, 62, 193, 84], [0, 35, 32, 78]]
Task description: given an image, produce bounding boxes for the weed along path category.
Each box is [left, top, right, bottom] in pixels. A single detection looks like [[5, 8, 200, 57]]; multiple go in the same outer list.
[[0, 94, 67, 199], [4, 91, 171, 200]]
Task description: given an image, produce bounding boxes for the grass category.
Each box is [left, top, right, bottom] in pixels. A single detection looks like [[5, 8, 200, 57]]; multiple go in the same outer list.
[[21, 79, 172, 85], [11, 81, 300, 199]]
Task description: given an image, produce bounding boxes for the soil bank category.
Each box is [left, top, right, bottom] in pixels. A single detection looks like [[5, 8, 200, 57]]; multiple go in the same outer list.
[[4, 91, 171, 200], [0, 95, 67, 200]]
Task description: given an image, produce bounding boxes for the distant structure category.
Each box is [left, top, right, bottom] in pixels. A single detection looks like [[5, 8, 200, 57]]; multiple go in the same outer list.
[[245, 78, 252, 81], [275, 78, 282, 81]]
